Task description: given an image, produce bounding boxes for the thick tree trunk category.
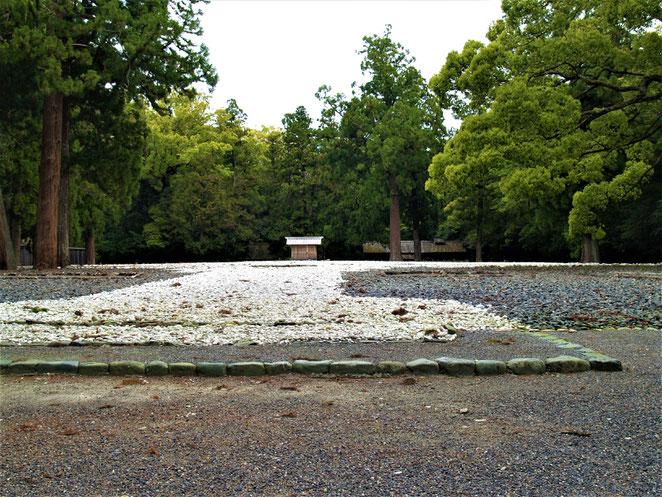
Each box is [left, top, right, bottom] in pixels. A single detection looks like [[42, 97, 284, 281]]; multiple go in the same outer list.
[[389, 171, 402, 262], [475, 227, 483, 263], [10, 218, 21, 267], [475, 197, 483, 263], [0, 189, 18, 270], [413, 219, 422, 261], [580, 235, 600, 263], [57, 100, 71, 268], [85, 231, 96, 265], [35, 91, 64, 269]]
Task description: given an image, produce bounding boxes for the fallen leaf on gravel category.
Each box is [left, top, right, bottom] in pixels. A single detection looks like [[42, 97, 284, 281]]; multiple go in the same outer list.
[[171, 282, 181, 287], [280, 386, 300, 391], [560, 429, 591, 437], [418, 304, 427, 309], [152, 395, 160, 400], [219, 309, 232, 315], [216, 384, 232, 390], [121, 378, 147, 386], [350, 353, 367, 358], [401, 378, 417, 385], [279, 412, 297, 418], [98, 404, 114, 409], [392, 307, 408, 316], [62, 429, 79, 436], [325, 401, 334, 406]]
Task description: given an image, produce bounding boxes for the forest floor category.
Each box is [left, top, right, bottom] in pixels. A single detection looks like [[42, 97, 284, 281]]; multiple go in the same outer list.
[[1, 262, 660, 496]]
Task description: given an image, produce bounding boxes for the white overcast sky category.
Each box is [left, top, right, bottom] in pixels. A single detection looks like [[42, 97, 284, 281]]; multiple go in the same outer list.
[[198, 0, 504, 130]]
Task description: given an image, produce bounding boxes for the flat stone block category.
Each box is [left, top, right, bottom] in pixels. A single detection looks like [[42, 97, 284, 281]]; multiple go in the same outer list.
[[169, 362, 196, 376], [79, 362, 109, 375], [228, 362, 266, 376], [406, 358, 439, 375], [377, 361, 407, 375], [436, 357, 476, 377], [109, 360, 145, 376], [8, 359, 41, 375], [0, 359, 11, 373], [475, 360, 507, 376], [292, 360, 332, 374], [545, 355, 590, 373], [196, 362, 227, 377], [507, 358, 546, 375], [36, 361, 79, 374], [589, 357, 623, 371], [264, 361, 292, 375], [329, 360, 377, 376], [557, 343, 583, 349], [145, 361, 169, 376]]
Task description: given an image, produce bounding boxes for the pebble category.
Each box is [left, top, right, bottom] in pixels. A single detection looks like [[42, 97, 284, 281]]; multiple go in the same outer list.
[[1, 262, 659, 346], [343, 264, 661, 331]]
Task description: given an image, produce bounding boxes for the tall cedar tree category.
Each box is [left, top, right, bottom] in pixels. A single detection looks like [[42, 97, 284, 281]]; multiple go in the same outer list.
[[1, 0, 216, 268]]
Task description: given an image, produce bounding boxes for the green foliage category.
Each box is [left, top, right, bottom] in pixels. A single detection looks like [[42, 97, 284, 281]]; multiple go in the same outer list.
[[428, 0, 661, 261]]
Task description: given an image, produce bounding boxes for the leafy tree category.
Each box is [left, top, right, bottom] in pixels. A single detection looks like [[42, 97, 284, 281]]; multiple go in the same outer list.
[[0, 57, 40, 268], [428, 0, 661, 262], [350, 26, 445, 260], [1, 0, 216, 267]]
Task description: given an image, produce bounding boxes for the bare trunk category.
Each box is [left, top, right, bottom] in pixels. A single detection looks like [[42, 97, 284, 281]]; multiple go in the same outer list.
[[57, 100, 70, 268], [580, 235, 600, 263], [413, 219, 422, 261], [0, 189, 18, 270], [35, 91, 63, 269], [10, 218, 21, 267], [85, 231, 96, 265], [389, 171, 402, 262], [475, 226, 483, 263], [475, 196, 483, 263]]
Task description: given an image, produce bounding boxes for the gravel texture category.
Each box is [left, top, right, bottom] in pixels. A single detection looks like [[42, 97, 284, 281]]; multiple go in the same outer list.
[[1, 263, 660, 496], [0, 266, 186, 303], [2, 262, 659, 348], [1, 329, 659, 497], [343, 264, 662, 331]]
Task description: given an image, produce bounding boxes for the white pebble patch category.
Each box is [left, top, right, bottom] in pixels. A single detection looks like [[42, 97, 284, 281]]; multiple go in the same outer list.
[[0, 261, 522, 345]]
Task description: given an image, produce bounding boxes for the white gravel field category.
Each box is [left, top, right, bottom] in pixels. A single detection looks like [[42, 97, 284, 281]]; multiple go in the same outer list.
[[0, 261, 524, 345]]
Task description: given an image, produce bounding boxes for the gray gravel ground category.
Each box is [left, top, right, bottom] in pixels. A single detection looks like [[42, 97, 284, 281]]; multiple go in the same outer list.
[[343, 265, 662, 331], [0, 328, 569, 363], [1, 330, 660, 497], [0, 267, 183, 303], [1, 264, 660, 496]]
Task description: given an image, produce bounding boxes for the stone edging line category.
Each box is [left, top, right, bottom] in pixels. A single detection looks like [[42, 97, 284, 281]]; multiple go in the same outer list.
[[0, 354, 623, 377]]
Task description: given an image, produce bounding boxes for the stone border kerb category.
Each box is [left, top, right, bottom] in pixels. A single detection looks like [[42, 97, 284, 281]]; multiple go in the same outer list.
[[0, 354, 623, 377]]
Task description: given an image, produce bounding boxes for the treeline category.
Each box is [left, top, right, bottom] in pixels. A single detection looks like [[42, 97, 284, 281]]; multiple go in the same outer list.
[[1, 1, 660, 268]]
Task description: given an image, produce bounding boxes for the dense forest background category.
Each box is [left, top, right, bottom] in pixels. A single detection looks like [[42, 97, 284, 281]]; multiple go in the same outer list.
[[1, 0, 660, 267]]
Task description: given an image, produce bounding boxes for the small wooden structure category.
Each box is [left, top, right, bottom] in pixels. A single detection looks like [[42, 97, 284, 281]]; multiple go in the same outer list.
[[20, 246, 86, 266], [363, 239, 466, 260], [286, 236, 323, 260]]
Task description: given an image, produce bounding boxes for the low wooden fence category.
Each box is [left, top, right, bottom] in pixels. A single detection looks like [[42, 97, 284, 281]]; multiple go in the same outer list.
[[20, 247, 86, 267]]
